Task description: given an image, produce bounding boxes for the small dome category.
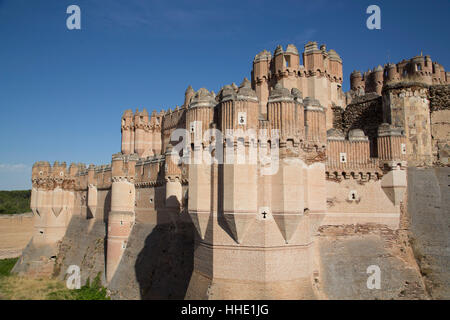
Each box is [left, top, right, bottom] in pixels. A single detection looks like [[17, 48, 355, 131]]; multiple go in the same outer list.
[[303, 97, 321, 107], [285, 44, 299, 55], [269, 83, 292, 99], [254, 49, 272, 62], [274, 45, 284, 56], [348, 129, 368, 141], [237, 78, 257, 99], [189, 88, 216, 108], [122, 109, 133, 118], [291, 88, 303, 99], [327, 128, 345, 140]]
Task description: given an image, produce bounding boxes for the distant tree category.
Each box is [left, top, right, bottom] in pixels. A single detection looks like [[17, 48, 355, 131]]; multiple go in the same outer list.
[[0, 190, 31, 214]]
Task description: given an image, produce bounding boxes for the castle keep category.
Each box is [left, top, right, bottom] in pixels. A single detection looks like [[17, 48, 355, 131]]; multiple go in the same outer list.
[[21, 42, 450, 299]]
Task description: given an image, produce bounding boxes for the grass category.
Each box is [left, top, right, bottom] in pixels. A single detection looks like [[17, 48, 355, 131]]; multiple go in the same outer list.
[[0, 190, 31, 214], [0, 258, 18, 277], [0, 258, 110, 300]]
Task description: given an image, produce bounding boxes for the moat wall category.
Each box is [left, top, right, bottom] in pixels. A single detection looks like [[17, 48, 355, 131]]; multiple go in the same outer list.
[[407, 167, 450, 299]]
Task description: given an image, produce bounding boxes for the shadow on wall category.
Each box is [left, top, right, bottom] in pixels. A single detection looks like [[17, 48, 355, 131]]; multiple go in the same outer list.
[[133, 193, 196, 299]]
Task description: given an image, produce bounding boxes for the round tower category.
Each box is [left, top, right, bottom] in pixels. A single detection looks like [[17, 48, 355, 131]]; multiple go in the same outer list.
[[252, 50, 272, 117], [134, 108, 149, 158], [350, 70, 363, 91], [121, 109, 134, 155], [386, 63, 398, 82], [374, 65, 384, 95], [184, 85, 195, 108]]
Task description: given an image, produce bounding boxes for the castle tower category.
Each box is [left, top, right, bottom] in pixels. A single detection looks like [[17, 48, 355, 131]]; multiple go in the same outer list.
[[30, 161, 74, 247], [121, 109, 134, 155], [382, 84, 433, 166], [164, 144, 183, 225], [377, 123, 408, 207], [106, 153, 138, 282], [134, 108, 150, 158], [252, 50, 272, 117], [184, 85, 195, 108], [328, 49, 343, 83], [221, 78, 259, 244], [304, 97, 327, 146], [87, 164, 97, 219], [386, 63, 399, 83], [303, 41, 324, 74], [277, 44, 301, 90], [373, 65, 384, 95], [149, 110, 163, 156], [186, 88, 216, 240], [350, 70, 364, 92]]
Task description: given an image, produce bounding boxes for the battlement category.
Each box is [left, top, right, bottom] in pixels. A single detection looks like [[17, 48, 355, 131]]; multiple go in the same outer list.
[[252, 42, 343, 84], [350, 55, 448, 96]]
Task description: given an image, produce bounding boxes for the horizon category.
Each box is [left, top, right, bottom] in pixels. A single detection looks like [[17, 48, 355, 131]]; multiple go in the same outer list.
[[1, 0, 449, 190]]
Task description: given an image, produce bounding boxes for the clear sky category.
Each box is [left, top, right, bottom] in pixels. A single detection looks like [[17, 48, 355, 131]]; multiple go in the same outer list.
[[0, 0, 449, 190]]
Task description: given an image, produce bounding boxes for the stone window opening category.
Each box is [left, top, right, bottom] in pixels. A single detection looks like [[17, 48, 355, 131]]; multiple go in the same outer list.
[[340, 152, 347, 163], [285, 56, 291, 68], [149, 197, 153, 204]]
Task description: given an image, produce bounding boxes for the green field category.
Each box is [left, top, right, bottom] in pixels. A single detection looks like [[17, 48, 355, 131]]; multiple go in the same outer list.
[[0, 258, 110, 300], [0, 190, 31, 214]]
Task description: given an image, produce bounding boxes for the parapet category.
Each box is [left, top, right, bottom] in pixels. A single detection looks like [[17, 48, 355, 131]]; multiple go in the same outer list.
[[351, 54, 447, 95]]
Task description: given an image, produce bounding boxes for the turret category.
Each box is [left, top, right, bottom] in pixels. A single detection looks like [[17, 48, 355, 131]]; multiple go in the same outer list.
[[252, 50, 271, 117], [184, 85, 195, 108], [273, 45, 285, 74], [350, 70, 364, 91], [186, 88, 216, 149], [267, 83, 303, 143], [121, 109, 134, 155], [303, 97, 326, 146], [149, 110, 163, 156], [386, 63, 398, 82], [284, 44, 300, 71], [107, 153, 138, 282], [328, 49, 343, 83], [134, 108, 150, 158], [303, 41, 324, 74], [373, 65, 384, 95]]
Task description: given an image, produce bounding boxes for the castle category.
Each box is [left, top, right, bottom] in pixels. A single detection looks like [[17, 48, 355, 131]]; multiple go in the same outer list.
[[22, 41, 450, 299]]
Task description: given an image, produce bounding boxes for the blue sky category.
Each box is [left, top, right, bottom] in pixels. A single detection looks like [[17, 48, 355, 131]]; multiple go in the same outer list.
[[0, 0, 449, 190]]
